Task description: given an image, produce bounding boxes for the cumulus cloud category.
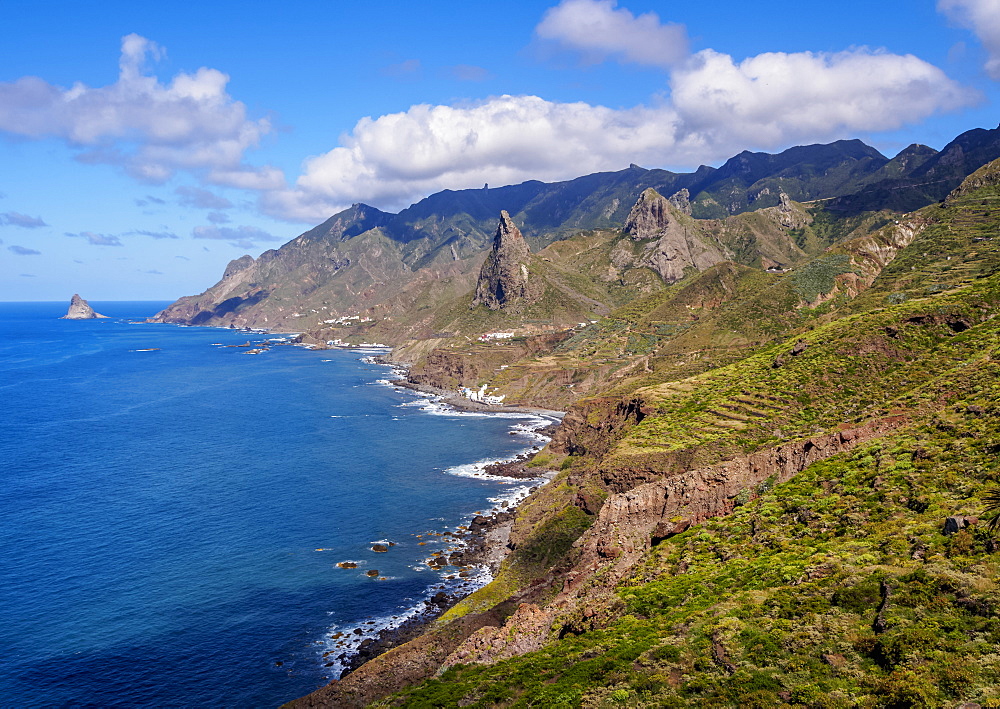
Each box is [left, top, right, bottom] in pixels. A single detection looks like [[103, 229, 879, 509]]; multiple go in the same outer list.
[[263, 47, 974, 222], [0, 212, 48, 228], [536, 0, 689, 68], [192, 225, 282, 249], [262, 96, 680, 220], [8, 245, 41, 255], [0, 34, 280, 187], [939, 0, 1000, 78], [67, 231, 123, 246], [206, 211, 230, 224], [175, 185, 233, 210], [668, 48, 976, 150], [135, 195, 166, 207]]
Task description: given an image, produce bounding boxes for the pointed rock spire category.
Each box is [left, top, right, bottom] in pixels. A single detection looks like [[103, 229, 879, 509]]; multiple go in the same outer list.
[[472, 211, 533, 310]]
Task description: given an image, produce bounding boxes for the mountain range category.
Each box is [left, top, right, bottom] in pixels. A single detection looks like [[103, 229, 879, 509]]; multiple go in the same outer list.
[[151, 125, 1000, 339]]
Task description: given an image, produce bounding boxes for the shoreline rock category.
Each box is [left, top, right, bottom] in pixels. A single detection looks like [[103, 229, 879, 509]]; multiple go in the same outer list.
[[325, 365, 561, 679], [338, 504, 523, 677]]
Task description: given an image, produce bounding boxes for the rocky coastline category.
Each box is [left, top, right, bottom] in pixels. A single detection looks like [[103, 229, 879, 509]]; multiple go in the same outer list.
[[336, 504, 521, 676], [327, 359, 563, 682]]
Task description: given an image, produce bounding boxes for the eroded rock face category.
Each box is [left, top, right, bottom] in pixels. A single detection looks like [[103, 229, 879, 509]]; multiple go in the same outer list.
[[580, 416, 907, 564], [624, 188, 673, 240], [622, 188, 725, 283], [669, 188, 692, 215], [60, 294, 107, 320], [472, 211, 535, 310], [441, 603, 551, 669]]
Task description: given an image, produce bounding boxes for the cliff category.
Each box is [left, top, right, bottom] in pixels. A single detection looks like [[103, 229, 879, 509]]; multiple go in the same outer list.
[[60, 294, 108, 320]]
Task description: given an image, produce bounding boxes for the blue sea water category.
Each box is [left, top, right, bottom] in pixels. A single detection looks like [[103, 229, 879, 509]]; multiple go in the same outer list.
[[0, 302, 554, 708]]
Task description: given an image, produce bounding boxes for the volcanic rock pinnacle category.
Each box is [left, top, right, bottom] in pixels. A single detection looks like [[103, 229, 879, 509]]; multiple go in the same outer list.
[[472, 211, 533, 310]]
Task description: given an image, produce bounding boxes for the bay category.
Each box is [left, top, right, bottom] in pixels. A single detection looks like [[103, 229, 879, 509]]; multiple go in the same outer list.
[[0, 302, 550, 707]]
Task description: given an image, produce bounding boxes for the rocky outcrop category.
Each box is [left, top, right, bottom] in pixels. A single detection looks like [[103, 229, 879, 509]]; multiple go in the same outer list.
[[624, 188, 673, 239], [668, 188, 692, 215], [472, 211, 536, 310], [441, 603, 551, 670], [946, 156, 1000, 203], [580, 416, 907, 564], [60, 294, 108, 319], [548, 396, 651, 459], [622, 188, 726, 283]]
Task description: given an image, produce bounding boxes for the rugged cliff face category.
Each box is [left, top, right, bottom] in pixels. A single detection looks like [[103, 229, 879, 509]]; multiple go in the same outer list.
[[471, 211, 539, 310], [621, 188, 726, 283]]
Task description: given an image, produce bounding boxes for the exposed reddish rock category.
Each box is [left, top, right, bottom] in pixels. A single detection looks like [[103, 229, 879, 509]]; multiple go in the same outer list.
[[581, 417, 907, 564]]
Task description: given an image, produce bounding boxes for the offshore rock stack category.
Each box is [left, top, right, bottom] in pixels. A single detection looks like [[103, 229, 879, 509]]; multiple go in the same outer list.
[[60, 294, 108, 320]]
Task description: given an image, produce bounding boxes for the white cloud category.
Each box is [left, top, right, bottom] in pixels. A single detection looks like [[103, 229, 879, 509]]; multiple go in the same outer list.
[[8, 245, 41, 255], [175, 186, 233, 210], [192, 225, 282, 249], [535, 0, 689, 68], [261, 96, 682, 220], [128, 229, 178, 239], [0, 34, 281, 187], [68, 231, 123, 246], [262, 46, 974, 222], [668, 48, 977, 150], [939, 0, 1000, 78]]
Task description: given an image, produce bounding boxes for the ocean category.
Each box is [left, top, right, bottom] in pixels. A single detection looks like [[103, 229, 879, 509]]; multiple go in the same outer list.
[[0, 302, 554, 707]]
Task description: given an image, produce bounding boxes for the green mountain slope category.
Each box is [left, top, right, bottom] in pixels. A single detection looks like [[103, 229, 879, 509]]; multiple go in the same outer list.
[[287, 158, 1000, 709]]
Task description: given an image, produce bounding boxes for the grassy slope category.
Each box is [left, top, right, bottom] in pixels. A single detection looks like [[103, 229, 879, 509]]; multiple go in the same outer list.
[[378, 170, 1000, 708]]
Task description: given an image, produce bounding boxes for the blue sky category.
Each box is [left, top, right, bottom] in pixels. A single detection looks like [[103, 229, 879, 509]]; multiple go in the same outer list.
[[2, 0, 1000, 300]]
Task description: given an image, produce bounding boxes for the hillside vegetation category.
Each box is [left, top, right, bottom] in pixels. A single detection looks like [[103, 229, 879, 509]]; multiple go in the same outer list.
[[286, 153, 1000, 708]]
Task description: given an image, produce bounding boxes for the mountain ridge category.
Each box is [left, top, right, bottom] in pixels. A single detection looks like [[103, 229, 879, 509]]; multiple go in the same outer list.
[[150, 125, 1000, 337]]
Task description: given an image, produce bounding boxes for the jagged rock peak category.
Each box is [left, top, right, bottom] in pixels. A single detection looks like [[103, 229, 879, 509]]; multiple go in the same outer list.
[[223, 255, 255, 279], [472, 211, 533, 310], [668, 188, 692, 215], [60, 294, 107, 320], [491, 210, 528, 252], [624, 188, 674, 240]]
